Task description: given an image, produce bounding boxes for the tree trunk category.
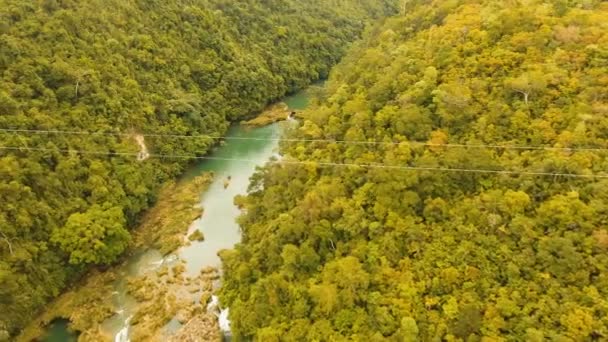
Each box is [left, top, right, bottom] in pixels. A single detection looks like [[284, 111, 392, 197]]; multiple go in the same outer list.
[[401, 0, 409, 14], [516, 90, 529, 105], [329, 239, 336, 250]]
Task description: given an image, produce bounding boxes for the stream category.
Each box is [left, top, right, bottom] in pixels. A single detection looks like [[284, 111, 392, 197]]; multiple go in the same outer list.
[[41, 87, 312, 342]]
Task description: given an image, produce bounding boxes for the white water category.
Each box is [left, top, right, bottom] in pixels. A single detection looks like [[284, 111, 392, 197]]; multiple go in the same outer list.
[[114, 316, 131, 342], [207, 295, 231, 333], [107, 251, 175, 341], [218, 308, 231, 332], [206, 295, 219, 311]]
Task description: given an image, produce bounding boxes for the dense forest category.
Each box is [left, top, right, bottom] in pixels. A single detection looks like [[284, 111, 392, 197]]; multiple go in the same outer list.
[[0, 0, 397, 338], [221, 0, 608, 340]]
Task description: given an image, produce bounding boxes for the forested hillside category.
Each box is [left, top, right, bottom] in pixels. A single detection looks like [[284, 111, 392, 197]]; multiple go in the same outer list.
[[0, 0, 397, 337], [221, 1, 608, 340]]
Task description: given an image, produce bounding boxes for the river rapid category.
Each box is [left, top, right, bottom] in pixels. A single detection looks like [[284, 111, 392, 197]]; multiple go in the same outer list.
[[41, 88, 312, 342]]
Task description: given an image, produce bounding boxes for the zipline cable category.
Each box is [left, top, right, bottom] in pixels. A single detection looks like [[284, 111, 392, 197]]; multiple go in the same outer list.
[[1, 128, 606, 152], [1, 146, 606, 179]]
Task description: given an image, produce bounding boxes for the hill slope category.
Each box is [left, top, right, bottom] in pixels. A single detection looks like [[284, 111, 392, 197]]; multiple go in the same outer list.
[[0, 0, 397, 337], [220, 1, 608, 340]]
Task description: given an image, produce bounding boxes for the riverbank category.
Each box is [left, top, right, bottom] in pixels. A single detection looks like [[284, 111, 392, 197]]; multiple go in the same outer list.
[[17, 174, 213, 342], [132, 174, 214, 254]]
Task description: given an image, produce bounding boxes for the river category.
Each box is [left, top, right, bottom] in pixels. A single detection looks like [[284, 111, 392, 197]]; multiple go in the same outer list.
[[41, 87, 312, 342]]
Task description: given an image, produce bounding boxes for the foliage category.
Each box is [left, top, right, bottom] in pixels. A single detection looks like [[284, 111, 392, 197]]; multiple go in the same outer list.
[[188, 229, 205, 242], [132, 174, 213, 255], [221, 1, 608, 340], [51, 204, 129, 265], [15, 270, 118, 342], [0, 0, 396, 337]]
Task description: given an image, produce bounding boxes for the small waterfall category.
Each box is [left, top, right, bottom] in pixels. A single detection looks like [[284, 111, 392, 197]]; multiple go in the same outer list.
[[114, 316, 132, 342], [164, 254, 178, 263], [218, 308, 231, 332], [146, 254, 177, 272], [206, 295, 219, 311], [207, 295, 232, 334]]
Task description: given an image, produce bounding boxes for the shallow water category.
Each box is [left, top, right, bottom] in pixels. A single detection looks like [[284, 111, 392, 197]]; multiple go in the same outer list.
[[42, 319, 77, 342], [284, 90, 310, 110], [100, 249, 171, 341], [179, 123, 281, 277], [283, 80, 324, 110]]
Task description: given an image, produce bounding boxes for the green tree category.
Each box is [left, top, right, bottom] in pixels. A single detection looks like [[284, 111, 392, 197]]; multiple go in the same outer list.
[[505, 71, 548, 105], [51, 205, 129, 265]]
